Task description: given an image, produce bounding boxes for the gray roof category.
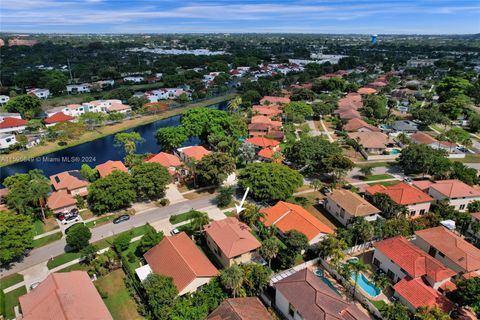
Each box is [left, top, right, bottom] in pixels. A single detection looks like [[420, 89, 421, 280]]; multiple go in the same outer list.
[[0, 113, 21, 117], [392, 120, 418, 132]]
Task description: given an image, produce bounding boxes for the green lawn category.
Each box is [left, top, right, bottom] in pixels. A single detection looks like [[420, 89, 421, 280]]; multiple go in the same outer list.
[[94, 269, 142, 320], [169, 210, 196, 224], [0, 274, 24, 290], [361, 174, 394, 182], [2, 286, 26, 320], [85, 214, 121, 228], [32, 219, 45, 235], [32, 232, 63, 249], [368, 181, 399, 187], [369, 299, 387, 310], [453, 154, 480, 163], [56, 263, 89, 273], [120, 240, 143, 274], [356, 161, 396, 168], [47, 251, 82, 269]]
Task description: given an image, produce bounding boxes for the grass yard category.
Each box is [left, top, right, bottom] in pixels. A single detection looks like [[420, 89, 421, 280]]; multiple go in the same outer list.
[[453, 154, 480, 163], [169, 210, 198, 224], [80, 209, 94, 220], [356, 161, 396, 168], [56, 262, 89, 273], [32, 232, 63, 249], [368, 181, 399, 187], [0, 274, 24, 291], [47, 251, 82, 269], [94, 269, 143, 320], [369, 299, 387, 311], [1, 286, 27, 320], [360, 174, 394, 182], [182, 188, 216, 200], [32, 218, 59, 236], [120, 240, 143, 274]]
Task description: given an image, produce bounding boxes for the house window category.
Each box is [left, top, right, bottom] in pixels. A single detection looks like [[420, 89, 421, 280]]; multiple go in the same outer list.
[[373, 258, 381, 267], [419, 209, 425, 215], [410, 211, 416, 216], [428, 246, 437, 257], [387, 269, 395, 280], [459, 204, 466, 211], [438, 251, 445, 258], [288, 303, 296, 317]]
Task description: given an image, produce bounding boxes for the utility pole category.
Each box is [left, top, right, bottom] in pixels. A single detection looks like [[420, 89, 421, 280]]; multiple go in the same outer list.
[[67, 58, 73, 83]]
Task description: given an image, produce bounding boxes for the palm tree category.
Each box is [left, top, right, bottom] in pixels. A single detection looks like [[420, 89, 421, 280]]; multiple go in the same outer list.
[[373, 273, 391, 292], [239, 203, 264, 228], [190, 211, 210, 234], [227, 96, 242, 113], [220, 264, 244, 298], [317, 235, 347, 268], [260, 237, 280, 268], [348, 261, 369, 301], [29, 170, 51, 221]]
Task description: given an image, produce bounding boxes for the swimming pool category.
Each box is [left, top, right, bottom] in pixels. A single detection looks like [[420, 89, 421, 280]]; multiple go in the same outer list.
[[351, 272, 381, 298], [314, 270, 340, 295], [389, 148, 401, 155]]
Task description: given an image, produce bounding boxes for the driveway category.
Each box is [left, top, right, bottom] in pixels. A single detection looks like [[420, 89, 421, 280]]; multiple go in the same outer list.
[[165, 184, 185, 204]]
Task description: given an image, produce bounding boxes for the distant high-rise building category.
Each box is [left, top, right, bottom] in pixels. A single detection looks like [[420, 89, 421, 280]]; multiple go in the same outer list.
[[371, 34, 377, 45]]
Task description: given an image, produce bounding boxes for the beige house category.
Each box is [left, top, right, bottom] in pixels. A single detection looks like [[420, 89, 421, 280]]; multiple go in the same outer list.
[[325, 189, 380, 226], [204, 217, 261, 268], [348, 131, 395, 154]]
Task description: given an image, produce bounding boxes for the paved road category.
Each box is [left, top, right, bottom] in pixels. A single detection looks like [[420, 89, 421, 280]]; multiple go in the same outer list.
[[1, 195, 216, 278]]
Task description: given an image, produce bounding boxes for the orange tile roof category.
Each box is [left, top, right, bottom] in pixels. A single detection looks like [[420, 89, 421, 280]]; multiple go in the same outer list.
[[357, 87, 377, 95], [204, 217, 261, 258], [208, 298, 272, 320], [411, 132, 437, 145], [472, 212, 480, 221], [327, 189, 380, 218], [347, 131, 394, 149], [258, 148, 275, 159], [260, 96, 290, 105], [366, 182, 432, 205], [251, 116, 282, 128], [374, 236, 455, 281], [19, 271, 112, 320], [415, 179, 480, 199], [50, 171, 89, 192], [107, 103, 130, 112], [0, 117, 27, 129], [252, 105, 282, 117], [44, 112, 75, 124], [260, 201, 334, 241], [147, 152, 182, 167], [343, 118, 380, 132], [95, 160, 128, 178], [338, 93, 362, 110], [47, 190, 77, 211], [393, 278, 454, 313], [180, 146, 210, 161], [144, 232, 219, 292], [415, 226, 480, 272], [245, 137, 280, 148]]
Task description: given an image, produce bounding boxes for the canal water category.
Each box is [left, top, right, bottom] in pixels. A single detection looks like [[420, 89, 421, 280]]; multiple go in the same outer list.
[[0, 102, 227, 183]]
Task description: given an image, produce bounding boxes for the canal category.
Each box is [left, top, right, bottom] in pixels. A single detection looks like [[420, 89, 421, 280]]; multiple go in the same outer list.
[[0, 102, 227, 183]]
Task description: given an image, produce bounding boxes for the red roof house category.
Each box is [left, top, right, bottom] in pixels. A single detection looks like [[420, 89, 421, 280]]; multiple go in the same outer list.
[[343, 118, 380, 132], [245, 137, 280, 148], [357, 87, 377, 95], [147, 152, 183, 169], [47, 190, 77, 214], [260, 96, 290, 105], [208, 297, 272, 320], [95, 160, 128, 178], [19, 271, 112, 320], [50, 171, 89, 196], [260, 201, 334, 244], [0, 117, 27, 132], [44, 112, 75, 126], [177, 146, 210, 161]]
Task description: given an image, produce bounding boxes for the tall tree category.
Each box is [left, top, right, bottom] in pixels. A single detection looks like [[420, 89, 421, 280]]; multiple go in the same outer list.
[[131, 162, 171, 200], [195, 152, 236, 187], [220, 264, 245, 298], [347, 261, 369, 301], [260, 237, 281, 268], [87, 171, 136, 214], [65, 223, 92, 251], [143, 274, 178, 320], [0, 212, 33, 265], [190, 210, 210, 233], [5, 95, 42, 119], [114, 132, 144, 154], [156, 127, 188, 152]]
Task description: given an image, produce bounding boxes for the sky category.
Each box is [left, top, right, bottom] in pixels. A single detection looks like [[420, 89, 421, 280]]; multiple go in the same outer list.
[[1, 0, 479, 34]]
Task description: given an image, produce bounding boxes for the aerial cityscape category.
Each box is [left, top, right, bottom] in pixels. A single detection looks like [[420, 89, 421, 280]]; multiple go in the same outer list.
[[0, 1, 480, 320]]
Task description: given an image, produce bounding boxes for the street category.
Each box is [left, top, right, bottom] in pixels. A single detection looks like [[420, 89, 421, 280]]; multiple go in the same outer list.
[[1, 194, 216, 278]]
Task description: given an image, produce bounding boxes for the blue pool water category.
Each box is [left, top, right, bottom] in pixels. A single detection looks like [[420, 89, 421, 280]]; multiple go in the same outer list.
[[390, 149, 401, 155], [351, 272, 381, 298], [314, 270, 340, 295]]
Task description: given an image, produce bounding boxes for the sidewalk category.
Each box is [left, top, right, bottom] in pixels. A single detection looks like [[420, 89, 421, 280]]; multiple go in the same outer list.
[[320, 119, 334, 142]]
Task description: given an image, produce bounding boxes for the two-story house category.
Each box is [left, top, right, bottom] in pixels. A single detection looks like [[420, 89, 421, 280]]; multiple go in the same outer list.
[[325, 189, 381, 226]]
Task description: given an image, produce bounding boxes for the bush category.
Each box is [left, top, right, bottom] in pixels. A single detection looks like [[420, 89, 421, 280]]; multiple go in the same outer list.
[[65, 224, 92, 251], [127, 251, 137, 263], [157, 198, 169, 207], [215, 186, 234, 208], [113, 233, 132, 252]]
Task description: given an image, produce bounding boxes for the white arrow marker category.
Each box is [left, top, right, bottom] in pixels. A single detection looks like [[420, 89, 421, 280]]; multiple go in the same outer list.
[[235, 187, 250, 214]]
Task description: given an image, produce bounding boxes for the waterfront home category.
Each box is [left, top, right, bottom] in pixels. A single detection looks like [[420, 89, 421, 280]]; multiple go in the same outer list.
[[204, 217, 261, 268], [260, 96, 290, 105], [19, 271, 113, 320], [50, 170, 89, 196], [248, 123, 284, 140], [106, 103, 131, 114], [373, 236, 456, 289], [47, 190, 77, 214], [244, 137, 280, 149], [136, 232, 219, 296], [273, 269, 370, 320], [260, 201, 334, 244], [366, 183, 433, 219], [146, 152, 184, 178], [0, 95, 10, 104], [343, 118, 380, 132], [66, 83, 91, 94], [412, 179, 480, 212], [252, 105, 282, 118], [95, 160, 129, 178], [325, 189, 380, 226], [414, 226, 480, 277], [44, 112, 75, 127], [0, 133, 17, 150], [177, 146, 210, 162], [0, 117, 27, 134], [393, 278, 454, 314], [208, 297, 271, 320], [347, 132, 396, 155], [123, 76, 144, 83], [27, 88, 50, 99]]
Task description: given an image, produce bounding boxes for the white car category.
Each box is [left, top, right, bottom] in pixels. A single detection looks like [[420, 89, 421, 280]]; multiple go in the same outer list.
[[61, 215, 80, 225], [170, 228, 180, 236]]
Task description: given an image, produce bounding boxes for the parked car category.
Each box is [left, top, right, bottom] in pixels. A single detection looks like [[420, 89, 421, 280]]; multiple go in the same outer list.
[[320, 186, 331, 195], [170, 228, 180, 236], [403, 177, 413, 183], [30, 282, 41, 290], [112, 215, 130, 224], [61, 215, 80, 225]]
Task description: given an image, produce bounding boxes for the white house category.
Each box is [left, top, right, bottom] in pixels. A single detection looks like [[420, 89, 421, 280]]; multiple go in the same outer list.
[[0, 117, 28, 134], [123, 76, 144, 83], [28, 88, 50, 99], [0, 133, 17, 150], [0, 95, 10, 105], [66, 83, 91, 94], [0, 113, 22, 121]]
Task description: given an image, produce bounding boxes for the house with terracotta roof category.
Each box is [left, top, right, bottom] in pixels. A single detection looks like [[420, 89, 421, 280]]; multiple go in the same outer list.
[[348, 132, 396, 155], [44, 112, 75, 127], [50, 170, 89, 196], [137, 232, 219, 295], [106, 102, 131, 113], [366, 182, 433, 219], [252, 105, 282, 118], [373, 236, 456, 289], [325, 189, 380, 226], [260, 96, 290, 105], [337, 109, 361, 120], [19, 271, 113, 320], [248, 123, 284, 140], [273, 269, 370, 320], [244, 137, 282, 162], [147, 152, 183, 177], [208, 297, 272, 320], [414, 226, 480, 276], [204, 217, 261, 268], [260, 201, 334, 244], [393, 277, 454, 314], [337, 93, 362, 111], [47, 190, 77, 214], [95, 160, 128, 178], [177, 145, 210, 162], [410, 132, 458, 153], [413, 179, 480, 212], [0, 117, 28, 134], [244, 137, 280, 149], [251, 116, 282, 129], [343, 118, 380, 133], [357, 87, 377, 95]]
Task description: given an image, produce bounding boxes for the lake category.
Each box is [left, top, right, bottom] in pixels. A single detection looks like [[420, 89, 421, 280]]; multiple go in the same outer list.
[[0, 102, 227, 183]]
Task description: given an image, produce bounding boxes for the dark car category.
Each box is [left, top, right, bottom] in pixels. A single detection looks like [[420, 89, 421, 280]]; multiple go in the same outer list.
[[113, 215, 130, 224], [320, 186, 331, 195]]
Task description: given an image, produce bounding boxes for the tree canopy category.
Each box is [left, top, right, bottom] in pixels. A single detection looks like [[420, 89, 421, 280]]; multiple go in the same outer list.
[[156, 127, 188, 152], [65, 223, 92, 251], [131, 162, 171, 200], [0, 212, 33, 265], [87, 171, 136, 214], [195, 152, 236, 187], [143, 273, 178, 320], [5, 95, 42, 119]]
